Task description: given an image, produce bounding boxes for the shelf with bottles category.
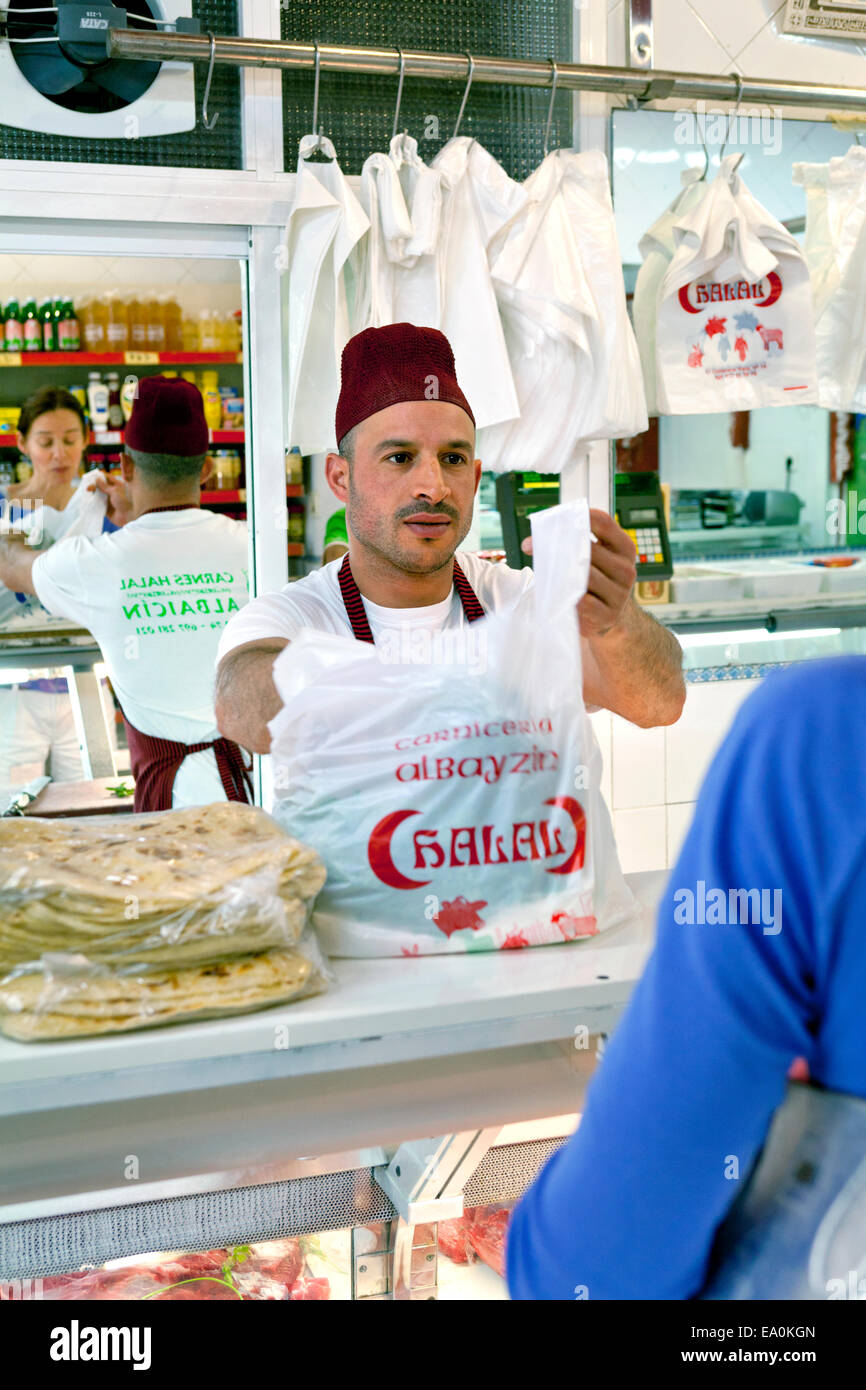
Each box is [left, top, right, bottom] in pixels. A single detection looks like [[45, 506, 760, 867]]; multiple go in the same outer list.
[[0, 352, 244, 368], [89, 429, 248, 446], [201, 485, 304, 504], [2, 291, 242, 360]]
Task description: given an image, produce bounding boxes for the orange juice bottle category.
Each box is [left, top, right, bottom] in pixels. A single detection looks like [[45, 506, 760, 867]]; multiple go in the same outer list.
[[164, 296, 183, 352], [181, 314, 198, 351], [145, 295, 165, 351], [80, 298, 103, 351], [127, 295, 147, 350], [105, 291, 128, 352]]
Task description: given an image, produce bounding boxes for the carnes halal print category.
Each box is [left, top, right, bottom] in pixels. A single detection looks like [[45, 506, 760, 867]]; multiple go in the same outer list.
[[267, 503, 634, 958], [653, 154, 817, 413]]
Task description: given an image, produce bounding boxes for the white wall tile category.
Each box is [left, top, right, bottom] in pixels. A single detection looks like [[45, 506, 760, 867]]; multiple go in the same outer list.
[[667, 800, 697, 867], [685, 0, 780, 64], [611, 713, 666, 809], [613, 806, 668, 873], [652, 0, 737, 74], [665, 678, 761, 802], [606, 0, 626, 68], [731, 12, 866, 85]]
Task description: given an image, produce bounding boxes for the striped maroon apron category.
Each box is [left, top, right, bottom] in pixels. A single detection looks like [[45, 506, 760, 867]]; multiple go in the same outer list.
[[337, 553, 486, 641]]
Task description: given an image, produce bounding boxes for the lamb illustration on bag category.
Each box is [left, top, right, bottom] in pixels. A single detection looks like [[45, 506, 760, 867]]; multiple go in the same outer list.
[[734, 336, 749, 362], [734, 310, 759, 333], [687, 343, 704, 368], [756, 323, 784, 353]]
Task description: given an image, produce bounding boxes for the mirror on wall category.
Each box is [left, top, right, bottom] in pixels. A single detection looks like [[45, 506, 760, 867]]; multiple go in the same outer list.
[[611, 107, 855, 565]]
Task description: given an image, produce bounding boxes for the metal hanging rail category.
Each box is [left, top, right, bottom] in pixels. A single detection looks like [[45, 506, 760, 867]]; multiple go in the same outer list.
[[104, 31, 866, 115]]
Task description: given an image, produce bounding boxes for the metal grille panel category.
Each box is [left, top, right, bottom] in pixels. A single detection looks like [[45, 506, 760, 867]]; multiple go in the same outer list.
[[281, 1, 574, 179], [1, 1139, 567, 1279], [464, 1138, 566, 1206], [0, 1169, 396, 1281], [0, 0, 242, 168]]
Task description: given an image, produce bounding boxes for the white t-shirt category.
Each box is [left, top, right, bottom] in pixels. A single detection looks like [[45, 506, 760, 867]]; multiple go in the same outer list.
[[217, 551, 534, 658], [33, 510, 249, 807]]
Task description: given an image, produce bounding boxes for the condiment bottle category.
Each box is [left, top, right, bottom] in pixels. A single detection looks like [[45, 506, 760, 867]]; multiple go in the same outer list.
[[120, 374, 138, 422], [106, 372, 124, 428], [200, 370, 222, 430]]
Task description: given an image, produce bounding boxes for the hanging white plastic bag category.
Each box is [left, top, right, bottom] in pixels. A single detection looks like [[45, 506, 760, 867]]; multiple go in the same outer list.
[[793, 145, 866, 412], [479, 149, 646, 473], [268, 502, 635, 958], [655, 154, 817, 413], [282, 135, 370, 454], [633, 167, 708, 416]]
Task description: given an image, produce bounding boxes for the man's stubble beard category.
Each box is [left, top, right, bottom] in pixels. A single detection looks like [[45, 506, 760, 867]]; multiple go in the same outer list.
[[346, 478, 471, 576]]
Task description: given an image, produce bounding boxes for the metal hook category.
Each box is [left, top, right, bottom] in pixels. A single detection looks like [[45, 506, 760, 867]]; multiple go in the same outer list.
[[303, 41, 334, 160], [201, 30, 219, 131], [543, 59, 559, 157], [392, 47, 407, 139], [453, 53, 475, 138], [719, 73, 744, 164]]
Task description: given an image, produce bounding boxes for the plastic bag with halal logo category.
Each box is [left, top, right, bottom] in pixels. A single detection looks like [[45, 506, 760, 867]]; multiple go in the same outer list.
[[267, 502, 635, 958], [643, 154, 817, 415]]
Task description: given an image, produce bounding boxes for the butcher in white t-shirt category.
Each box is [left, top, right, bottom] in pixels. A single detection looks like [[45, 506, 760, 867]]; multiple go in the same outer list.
[[215, 323, 685, 754], [0, 377, 251, 811]]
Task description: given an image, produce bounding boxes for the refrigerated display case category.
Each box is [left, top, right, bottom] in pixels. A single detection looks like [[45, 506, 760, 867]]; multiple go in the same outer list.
[[0, 871, 664, 1300]]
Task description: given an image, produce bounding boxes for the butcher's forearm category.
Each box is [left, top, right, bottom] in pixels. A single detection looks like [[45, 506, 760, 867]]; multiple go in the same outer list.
[[0, 536, 37, 595], [215, 645, 286, 753], [588, 599, 685, 728]]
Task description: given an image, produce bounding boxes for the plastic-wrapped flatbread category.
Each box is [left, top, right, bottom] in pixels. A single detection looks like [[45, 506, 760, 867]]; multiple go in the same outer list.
[[0, 804, 331, 1040], [0, 944, 323, 1040]]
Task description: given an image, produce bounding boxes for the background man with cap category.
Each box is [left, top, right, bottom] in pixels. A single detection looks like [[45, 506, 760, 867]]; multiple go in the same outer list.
[[215, 323, 684, 754], [0, 376, 251, 812]]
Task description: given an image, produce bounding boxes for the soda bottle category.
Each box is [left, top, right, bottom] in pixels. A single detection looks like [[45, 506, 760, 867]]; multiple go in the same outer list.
[[4, 299, 23, 352], [40, 299, 56, 352], [52, 297, 65, 349], [66, 299, 80, 351], [22, 297, 41, 352]]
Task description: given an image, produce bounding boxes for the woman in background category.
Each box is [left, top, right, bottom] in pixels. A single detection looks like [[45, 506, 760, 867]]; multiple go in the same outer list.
[[0, 386, 120, 788]]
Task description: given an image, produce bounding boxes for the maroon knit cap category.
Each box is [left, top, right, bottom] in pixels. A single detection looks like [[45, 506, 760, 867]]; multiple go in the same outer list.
[[335, 323, 475, 445], [125, 375, 209, 455]]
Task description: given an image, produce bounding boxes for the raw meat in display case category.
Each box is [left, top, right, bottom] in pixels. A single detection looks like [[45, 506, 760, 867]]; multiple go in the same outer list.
[[436, 1204, 514, 1280], [2, 1238, 334, 1302]]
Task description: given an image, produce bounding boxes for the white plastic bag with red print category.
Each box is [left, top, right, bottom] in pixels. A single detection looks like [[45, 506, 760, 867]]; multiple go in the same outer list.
[[268, 502, 635, 958], [654, 154, 817, 414]]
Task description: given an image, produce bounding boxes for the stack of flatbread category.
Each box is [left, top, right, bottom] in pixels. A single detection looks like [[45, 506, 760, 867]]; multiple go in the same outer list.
[[0, 804, 329, 1041]]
